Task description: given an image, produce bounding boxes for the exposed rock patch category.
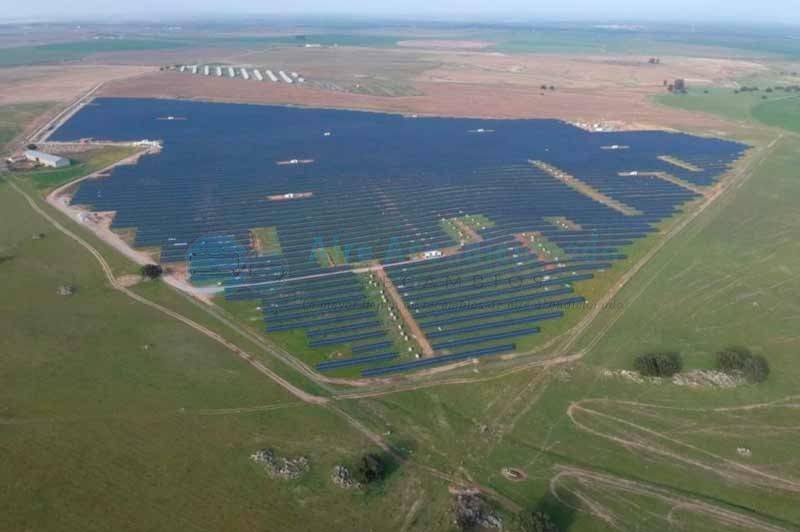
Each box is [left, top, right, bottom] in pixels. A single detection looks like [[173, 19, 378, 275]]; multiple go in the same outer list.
[[331, 465, 359, 489], [501, 467, 527, 482], [672, 370, 746, 388], [451, 487, 502, 530], [250, 448, 309, 480], [602, 368, 745, 388]]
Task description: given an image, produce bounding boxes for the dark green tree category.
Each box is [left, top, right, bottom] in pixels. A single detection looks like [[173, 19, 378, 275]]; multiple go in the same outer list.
[[517, 511, 559, 532], [140, 264, 164, 280], [715, 347, 769, 383], [634, 352, 682, 377], [354, 453, 386, 485]]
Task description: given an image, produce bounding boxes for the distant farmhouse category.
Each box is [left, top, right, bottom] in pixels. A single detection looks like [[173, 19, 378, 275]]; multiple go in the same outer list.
[[24, 149, 69, 168]]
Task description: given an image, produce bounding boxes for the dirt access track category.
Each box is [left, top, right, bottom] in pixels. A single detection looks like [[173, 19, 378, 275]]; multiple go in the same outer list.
[[373, 263, 435, 357]]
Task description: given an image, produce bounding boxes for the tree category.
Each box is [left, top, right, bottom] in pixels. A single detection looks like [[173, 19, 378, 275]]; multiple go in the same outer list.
[[517, 511, 559, 532], [140, 264, 164, 280], [742, 355, 769, 383], [634, 352, 682, 377], [715, 347, 769, 383], [354, 453, 386, 485]]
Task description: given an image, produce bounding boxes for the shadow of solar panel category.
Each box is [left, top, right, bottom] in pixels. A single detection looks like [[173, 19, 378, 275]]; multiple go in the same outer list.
[[316, 352, 398, 371], [361, 344, 516, 376]]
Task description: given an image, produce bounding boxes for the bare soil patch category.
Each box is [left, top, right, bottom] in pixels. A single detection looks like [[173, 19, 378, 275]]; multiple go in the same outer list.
[[397, 40, 491, 50], [418, 52, 767, 90], [116, 274, 143, 288], [99, 70, 731, 130], [0, 65, 155, 105]]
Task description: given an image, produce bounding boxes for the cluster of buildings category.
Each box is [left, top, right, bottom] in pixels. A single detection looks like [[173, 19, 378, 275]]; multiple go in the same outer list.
[[175, 65, 305, 84], [5, 149, 70, 169]]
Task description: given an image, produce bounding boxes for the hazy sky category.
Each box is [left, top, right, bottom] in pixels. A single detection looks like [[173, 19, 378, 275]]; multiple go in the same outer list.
[[4, 0, 799, 26]]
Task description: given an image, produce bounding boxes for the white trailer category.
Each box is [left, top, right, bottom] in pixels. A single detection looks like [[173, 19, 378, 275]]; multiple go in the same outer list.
[[215, 66, 222, 77], [290, 71, 299, 79], [227, 67, 235, 78], [278, 70, 293, 83], [240, 68, 250, 80], [189, 65, 198, 74], [252, 69, 264, 81], [265, 70, 278, 82], [179, 65, 186, 72], [203, 65, 210, 76]]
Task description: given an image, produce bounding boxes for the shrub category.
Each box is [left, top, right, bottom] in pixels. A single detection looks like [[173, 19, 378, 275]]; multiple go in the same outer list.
[[715, 347, 769, 383], [354, 453, 386, 485], [140, 264, 164, 280], [634, 352, 682, 377], [516, 511, 559, 532]]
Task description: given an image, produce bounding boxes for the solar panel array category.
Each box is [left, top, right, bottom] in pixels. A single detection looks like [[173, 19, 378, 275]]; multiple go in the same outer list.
[[52, 97, 748, 375]]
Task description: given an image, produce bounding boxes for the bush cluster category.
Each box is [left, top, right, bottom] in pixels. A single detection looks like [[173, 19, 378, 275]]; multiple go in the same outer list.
[[354, 453, 386, 485], [715, 347, 769, 383], [140, 264, 164, 280], [633, 352, 682, 377]]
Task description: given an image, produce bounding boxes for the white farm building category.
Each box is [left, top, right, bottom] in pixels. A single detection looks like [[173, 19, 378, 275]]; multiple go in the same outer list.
[[24, 150, 69, 168]]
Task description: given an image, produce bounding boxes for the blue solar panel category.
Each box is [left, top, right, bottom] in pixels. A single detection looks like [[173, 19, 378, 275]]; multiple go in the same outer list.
[[432, 327, 540, 350], [50, 97, 747, 369], [361, 344, 516, 376], [316, 352, 399, 371]]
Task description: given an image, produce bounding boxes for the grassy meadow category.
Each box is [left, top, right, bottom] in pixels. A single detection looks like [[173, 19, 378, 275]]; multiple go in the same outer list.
[[1, 109, 461, 532], [4, 44, 800, 530]]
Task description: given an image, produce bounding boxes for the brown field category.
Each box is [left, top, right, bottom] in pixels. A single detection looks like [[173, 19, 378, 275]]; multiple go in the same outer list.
[[0, 65, 155, 104], [416, 52, 766, 89], [98, 70, 731, 129], [397, 39, 492, 50], [82, 47, 254, 66], [1, 44, 770, 142], [58, 44, 772, 131]]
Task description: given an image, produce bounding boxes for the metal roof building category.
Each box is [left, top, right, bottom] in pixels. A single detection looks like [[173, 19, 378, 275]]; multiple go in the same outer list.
[[24, 150, 69, 168]]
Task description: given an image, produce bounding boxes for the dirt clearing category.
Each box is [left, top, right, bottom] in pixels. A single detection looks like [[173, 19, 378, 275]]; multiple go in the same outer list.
[[0, 65, 155, 105], [98, 70, 733, 130]]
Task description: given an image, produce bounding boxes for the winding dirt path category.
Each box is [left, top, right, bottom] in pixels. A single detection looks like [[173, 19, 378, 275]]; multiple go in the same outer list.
[[11, 178, 329, 406], [567, 399, 800, 493], [551, 465, 789, 532]]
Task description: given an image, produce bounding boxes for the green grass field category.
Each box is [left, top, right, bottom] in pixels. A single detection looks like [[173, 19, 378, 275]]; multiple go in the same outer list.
[[344, 132, 800, 530], [0, 112, 470, 532], [656, 87, 800, 133], [752, 95, 800, 133], [4, 51, 800, 529], [485, 26, 800, 58], [0, 39, 188, 68], [10, 145, 139, 190], [0, 103, 54, 145]]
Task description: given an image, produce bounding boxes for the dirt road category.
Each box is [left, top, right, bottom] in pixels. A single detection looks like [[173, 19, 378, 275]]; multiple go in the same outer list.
[[452, 218, 484, 243], [373, 262, 435, 357]]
